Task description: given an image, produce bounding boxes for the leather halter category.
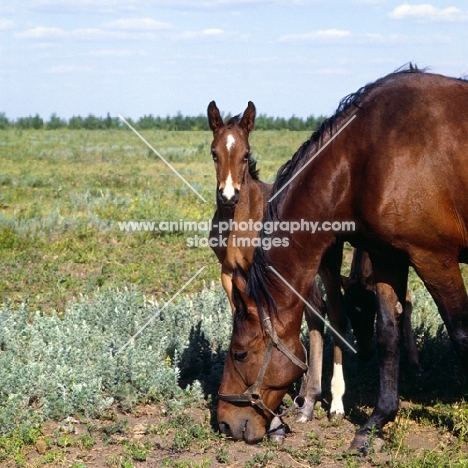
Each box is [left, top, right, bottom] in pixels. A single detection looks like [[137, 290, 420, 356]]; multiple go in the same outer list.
[[218, 316, 308, 418]]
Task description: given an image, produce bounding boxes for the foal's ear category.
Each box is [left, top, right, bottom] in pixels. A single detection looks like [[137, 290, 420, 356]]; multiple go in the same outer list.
[[207, 101, 224, 134], [239, 101, 256, 133]]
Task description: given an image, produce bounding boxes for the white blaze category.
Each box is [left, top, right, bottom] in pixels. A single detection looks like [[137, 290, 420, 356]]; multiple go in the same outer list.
[[223, 172, 236, 200], [226, 134, 235, 152]]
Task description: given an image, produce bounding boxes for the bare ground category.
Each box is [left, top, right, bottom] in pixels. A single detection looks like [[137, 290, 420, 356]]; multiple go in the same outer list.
[[14, 398, 466, 468]]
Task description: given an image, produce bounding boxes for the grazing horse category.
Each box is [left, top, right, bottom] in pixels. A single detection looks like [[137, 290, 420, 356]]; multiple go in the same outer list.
[[343, 249, 421, 373], [208, 101, 349, 427], [217, 66, 468, 451]]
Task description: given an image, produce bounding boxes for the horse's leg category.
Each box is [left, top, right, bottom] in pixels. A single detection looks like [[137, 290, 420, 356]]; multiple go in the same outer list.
[[221, 266, 234, 313], [295, 304, 324, 422], [350, 256, 408, 453], [295, 281, 325, 423], [403, 289, 422, 374], [320, 241, 347, 419], [411, 252, 468, 371]]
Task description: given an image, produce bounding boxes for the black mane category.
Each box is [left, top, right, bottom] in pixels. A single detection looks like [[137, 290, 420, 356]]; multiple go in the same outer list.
[[247, 154, 260, 180], [270, 63, 424, 219], [226, 114, 242, 128]]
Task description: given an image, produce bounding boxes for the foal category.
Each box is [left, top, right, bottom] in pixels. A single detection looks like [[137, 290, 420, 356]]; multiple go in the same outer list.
[[207, 101, 271, 310], [208, 101, 348, 423]]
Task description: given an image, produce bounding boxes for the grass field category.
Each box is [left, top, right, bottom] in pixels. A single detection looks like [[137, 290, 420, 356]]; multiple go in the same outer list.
[[0, 128, 310, 312], [2, 128, 468, 467]]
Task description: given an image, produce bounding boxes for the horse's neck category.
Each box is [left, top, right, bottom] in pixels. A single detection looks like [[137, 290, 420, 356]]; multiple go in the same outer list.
[[235, 176, 268, 222]]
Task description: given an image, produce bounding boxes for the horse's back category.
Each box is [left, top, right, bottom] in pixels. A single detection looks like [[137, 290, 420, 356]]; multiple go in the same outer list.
[[353, 72, 468, 254]]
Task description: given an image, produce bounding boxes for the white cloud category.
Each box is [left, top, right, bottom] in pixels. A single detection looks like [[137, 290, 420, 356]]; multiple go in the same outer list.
[[353, 0, 386, 5], [16, 26, 67, 39], [29, 0, 140, 14], [47, 65, 92, 73], [151, 0, 302, 6], [279, 29, 352, 43], [25, 0, 313, 13], [15, 18, 172, 41], [201, 28, 224, 36], [0, 19, 14, 30], [278, 29, 450, 45], [70, 28, 127, 40], [389, 4, 468, 22], [176, 28, 229, 40], [103, 18, 172, 30], [88, 49, 147, 57], [279, 29, 389, 44], [16, 26, 129, 40]]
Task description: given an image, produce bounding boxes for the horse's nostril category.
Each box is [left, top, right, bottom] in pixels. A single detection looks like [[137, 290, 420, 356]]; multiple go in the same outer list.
[[218, 421, 231, 436], [218, 190, 238, 206]]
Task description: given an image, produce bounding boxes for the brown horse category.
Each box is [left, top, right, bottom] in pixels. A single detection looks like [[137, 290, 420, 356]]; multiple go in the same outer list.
[[208, 102, 350, 428], [343, 249, 422, 373], [217, 66, 468, 451]]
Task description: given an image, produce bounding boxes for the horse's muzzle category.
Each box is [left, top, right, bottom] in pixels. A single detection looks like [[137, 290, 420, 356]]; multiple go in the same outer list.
[[218, 188, 240, 206], [218, 417, 266, 444]]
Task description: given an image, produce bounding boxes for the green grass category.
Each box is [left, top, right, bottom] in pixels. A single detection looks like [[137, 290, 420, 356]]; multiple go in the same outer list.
[[0, 128, 309, 312], [2, 128, 468, 467]]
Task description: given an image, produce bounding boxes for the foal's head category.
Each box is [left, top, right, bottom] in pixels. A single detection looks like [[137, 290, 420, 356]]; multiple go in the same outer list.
[[207, 101, 257, 206]]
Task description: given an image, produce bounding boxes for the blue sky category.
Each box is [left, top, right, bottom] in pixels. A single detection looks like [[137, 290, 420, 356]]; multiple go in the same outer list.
[[1, 1, 468, 120]]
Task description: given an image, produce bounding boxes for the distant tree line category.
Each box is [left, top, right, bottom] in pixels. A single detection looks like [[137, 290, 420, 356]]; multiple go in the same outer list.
[[0, 112, 326, 131]]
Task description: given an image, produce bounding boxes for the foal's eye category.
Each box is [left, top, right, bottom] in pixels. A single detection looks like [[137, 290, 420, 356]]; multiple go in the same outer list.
[[243, 153, 249, 161], [233, 351, 248, 362], [211, 151, 218, 161]]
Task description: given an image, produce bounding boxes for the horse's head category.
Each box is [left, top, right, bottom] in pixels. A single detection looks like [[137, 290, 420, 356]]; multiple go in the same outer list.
[[217, 269, 307, 443], [207, 101, 256, 207]]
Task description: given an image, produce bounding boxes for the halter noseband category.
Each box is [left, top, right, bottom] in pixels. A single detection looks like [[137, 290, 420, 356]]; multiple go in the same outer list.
[[218, 316, 309, 418]]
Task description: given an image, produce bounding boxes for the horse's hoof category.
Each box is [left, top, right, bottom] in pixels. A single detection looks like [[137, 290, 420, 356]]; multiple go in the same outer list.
[[348, 433, 385, 455], [329, 411, 345, 421], [294, 412, 310, 423], [348, 433, 369, 455], [293, 398, 314, 423], [268, 416, 285, 444], [269, 433, 285, 445]]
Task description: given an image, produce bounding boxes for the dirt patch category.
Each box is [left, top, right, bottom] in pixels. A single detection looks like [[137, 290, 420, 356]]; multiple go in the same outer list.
[[12, 400, 465, 468]]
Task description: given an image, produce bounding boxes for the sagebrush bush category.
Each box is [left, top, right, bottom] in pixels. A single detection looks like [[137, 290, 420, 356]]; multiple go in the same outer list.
[[0, 270, 462, 438], [0, 284, 231, 436]]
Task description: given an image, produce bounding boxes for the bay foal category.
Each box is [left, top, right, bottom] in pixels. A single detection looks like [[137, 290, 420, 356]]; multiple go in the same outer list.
[[207, 101, 270, 309]]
